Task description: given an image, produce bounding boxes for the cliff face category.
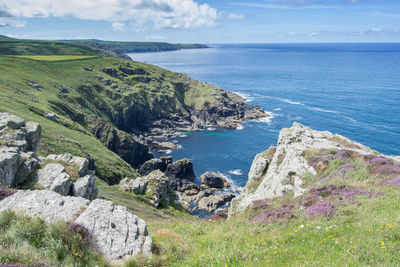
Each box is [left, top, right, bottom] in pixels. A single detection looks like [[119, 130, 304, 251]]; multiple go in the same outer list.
[[229, 122, 399, 216]]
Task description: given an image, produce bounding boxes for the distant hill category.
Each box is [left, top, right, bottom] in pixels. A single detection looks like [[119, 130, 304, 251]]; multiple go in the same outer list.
[[0, 35, 209, 58]]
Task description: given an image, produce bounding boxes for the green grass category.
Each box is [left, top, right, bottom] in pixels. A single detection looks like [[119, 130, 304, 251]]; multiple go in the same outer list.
[[124, 172, 400, 267], [12, 55, 98, 61], [0, 210, 109, 267]]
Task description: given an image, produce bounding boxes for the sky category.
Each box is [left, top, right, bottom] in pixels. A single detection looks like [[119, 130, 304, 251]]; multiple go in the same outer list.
[[1, 0, 400, 43]]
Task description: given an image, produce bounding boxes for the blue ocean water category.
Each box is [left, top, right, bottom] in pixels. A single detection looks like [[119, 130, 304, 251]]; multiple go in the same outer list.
[[129, 43, 400, 187]]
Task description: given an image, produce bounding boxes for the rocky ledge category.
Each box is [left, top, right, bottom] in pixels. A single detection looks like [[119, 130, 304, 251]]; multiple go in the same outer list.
[[229, 122, 400, 217]]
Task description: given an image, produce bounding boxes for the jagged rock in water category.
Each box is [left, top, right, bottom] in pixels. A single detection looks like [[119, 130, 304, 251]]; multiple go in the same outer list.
[[229, 122, 385, 217], [165, 158, 195, 184], [74, 199, 152, 263], [157, 142, 177, 150], [201, 171, 230, 189], [73, 174, 98, 200]]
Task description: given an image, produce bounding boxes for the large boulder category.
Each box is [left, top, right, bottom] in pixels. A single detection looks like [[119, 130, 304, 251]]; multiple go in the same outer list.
[[15, 152, 40, 184], [49, 173, 72, 196], [165, 158, 195, 181], [74, 199, 152, 263], [37, 163, 65, 189], [0, 190, 90, 223], [72, 174, 98, 200], [144, 170, 170, 208], [201, 171, 230, 189]]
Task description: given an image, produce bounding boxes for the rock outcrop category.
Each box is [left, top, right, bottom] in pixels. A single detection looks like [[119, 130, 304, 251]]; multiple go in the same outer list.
[[229, 122, 384, 216], [0, 190, 152, 263], [201, 171, 231, 189], [0, 113, 42, 186]]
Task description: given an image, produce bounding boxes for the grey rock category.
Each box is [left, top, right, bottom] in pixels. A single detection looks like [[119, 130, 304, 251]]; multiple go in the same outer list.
[[0, 112, 25, 129], [74, 199, 152, 263], [144, 170, 170, 208], [72, 174, 98, 200], [198, 193, 235, 212], [25, 121, 42, 152], [49, 173, 72, 196], [15, 152, 40, 184], [46, 153, 89, 177], [0, 151, 23, 186], [120, 177, 148, 195], [84, 67, 93, 71], [37, 163, 65, 189], [45, 113, 59, 121], [0, 190, 90, 223], [247, 150, 271, 185]]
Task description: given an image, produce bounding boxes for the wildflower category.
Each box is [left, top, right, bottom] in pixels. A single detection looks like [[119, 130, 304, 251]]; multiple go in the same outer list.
[[316, 226, 321, 230], [267, 259, 270, 263], [380, 241, 385, 246]]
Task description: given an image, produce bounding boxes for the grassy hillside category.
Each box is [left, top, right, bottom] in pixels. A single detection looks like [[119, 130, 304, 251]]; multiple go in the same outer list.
[[0, 35, 208, 57], [0, 40, 98, 56], [0, 53, 218, 183]]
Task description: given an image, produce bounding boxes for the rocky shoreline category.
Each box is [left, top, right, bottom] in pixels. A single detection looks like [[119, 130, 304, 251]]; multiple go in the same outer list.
[[131, 86, 268, 152]]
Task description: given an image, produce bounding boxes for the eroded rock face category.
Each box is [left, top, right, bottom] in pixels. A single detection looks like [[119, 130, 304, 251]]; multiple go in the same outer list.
[[229, 122, 382, 217], [46, 153, 89, 177], [247, 148, 274, 185], [139, 158, 166, 175], [0, 190, 152, 263], [75, 199, 152, 263]]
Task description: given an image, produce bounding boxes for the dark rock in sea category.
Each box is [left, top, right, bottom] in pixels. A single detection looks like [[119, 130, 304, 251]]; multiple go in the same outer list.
[[200, 171, 230, 189], [165, 158, 195, 182]]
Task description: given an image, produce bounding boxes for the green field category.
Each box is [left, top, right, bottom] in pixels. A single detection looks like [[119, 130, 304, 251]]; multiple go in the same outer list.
[[12, 55, 98, 61]]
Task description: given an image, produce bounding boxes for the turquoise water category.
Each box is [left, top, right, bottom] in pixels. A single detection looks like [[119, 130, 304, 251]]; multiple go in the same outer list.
[[129, 43, 400, 187]]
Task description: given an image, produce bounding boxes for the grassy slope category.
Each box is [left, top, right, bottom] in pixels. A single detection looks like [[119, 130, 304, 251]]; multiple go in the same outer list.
[[0, 54, 216, 182], [130, 150, 400, 266], [0, 40, 98, 56]]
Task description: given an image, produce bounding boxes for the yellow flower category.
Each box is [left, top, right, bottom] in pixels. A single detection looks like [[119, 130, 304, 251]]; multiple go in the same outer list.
[[380, 241, 385, 246], [294, 230, 297, 233], [267, 259, 270, 263]]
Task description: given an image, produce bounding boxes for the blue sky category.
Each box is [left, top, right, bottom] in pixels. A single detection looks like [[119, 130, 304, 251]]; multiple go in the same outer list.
[[1, 0, 400, 43]]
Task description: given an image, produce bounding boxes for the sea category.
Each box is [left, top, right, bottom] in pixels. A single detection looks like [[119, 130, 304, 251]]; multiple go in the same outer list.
[[129, 43, 400, 188]]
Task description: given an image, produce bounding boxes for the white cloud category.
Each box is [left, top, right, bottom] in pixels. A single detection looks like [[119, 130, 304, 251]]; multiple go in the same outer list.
[[227, 13, 245, 20], [0, 0, 219, 29], [112, 22, 125, 32], [145, 35, 165, 40]]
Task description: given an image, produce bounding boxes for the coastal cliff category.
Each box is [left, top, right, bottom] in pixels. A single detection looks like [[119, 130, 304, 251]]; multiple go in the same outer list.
[[229, 122, 400, 216], [0, 55, 266, 184]]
